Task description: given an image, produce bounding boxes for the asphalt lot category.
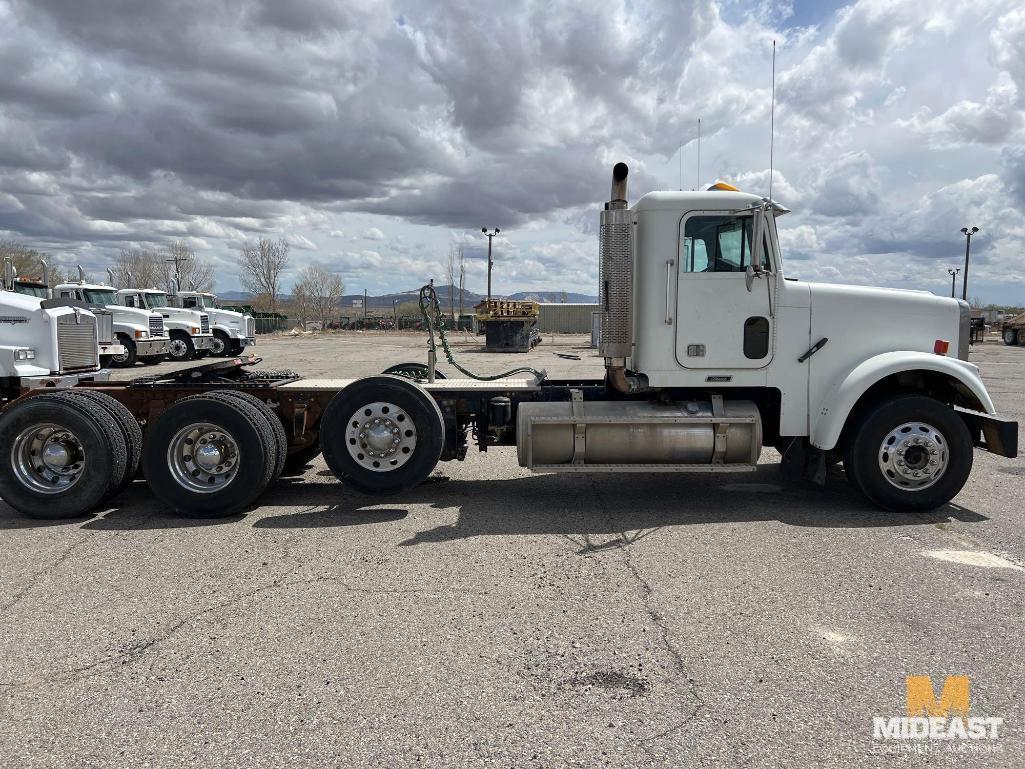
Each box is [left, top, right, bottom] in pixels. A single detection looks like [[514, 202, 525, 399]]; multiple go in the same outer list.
[[2, 332, 1023, 768]]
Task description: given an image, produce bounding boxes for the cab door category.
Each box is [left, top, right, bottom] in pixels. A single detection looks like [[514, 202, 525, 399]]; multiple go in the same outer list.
[[674, 210, 776, 369]]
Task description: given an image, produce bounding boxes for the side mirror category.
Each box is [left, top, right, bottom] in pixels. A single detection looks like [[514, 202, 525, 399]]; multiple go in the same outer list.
[[750, 210, 765, 271], [745, 265, 757, 292]]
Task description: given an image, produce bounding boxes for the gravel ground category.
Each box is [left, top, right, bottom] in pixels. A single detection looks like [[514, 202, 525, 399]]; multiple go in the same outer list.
[[1, 333, 1022, 768]]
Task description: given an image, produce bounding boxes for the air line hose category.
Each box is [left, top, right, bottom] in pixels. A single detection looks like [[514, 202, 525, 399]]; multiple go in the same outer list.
[[418, 283, 546, 381]]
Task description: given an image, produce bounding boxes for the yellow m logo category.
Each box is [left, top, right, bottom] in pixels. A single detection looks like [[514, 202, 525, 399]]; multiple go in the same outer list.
[[906, 675, 969, 718]]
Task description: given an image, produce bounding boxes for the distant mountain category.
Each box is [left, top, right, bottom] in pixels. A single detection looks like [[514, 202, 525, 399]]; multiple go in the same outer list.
[[221, 284, 597, 309], [507, 291, 598, 303]]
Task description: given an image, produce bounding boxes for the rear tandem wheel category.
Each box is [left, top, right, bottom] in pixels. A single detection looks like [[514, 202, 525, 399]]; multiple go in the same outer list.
[[142, 393, 277, 517]]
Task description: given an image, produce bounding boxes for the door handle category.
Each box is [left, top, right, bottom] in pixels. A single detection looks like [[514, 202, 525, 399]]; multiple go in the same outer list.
[[665, 259, 674, 325]]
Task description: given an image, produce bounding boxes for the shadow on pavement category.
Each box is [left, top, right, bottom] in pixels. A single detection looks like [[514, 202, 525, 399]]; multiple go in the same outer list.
[[0, 465, 989, 535]]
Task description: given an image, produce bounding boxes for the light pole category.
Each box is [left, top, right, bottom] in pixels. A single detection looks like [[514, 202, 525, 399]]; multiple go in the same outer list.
[[947, 268, 960, 298], [482, 227, 500, 301], [960, 226, 978, 302]]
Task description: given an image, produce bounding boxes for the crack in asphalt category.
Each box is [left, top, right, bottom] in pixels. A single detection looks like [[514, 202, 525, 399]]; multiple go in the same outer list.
[[0, 532, 94, 616], [0, 575, 479, 690], [583, 476, 705, 744]]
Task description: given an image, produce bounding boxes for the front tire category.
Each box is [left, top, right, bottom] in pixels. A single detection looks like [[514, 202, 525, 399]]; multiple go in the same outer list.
[[321, 376, 444, 493], [139, 355, 163, 366], [167, 331, 196, 362], [110, 334, 137, 368], [1003, 328, 1018, 346], [844, 395, 973, 512], [211, 331, 232, 357]]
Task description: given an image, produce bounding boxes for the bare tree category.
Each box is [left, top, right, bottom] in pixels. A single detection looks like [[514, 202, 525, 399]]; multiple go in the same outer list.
[[110, 248, 162, 289], [458, 244, 466, 319], [162, 240, 215, 293], [446, 244, 457, 320], [294, 265, 345, 327], [238, 238, 290, 314], [289, 280, 313, 330], [0, 240, 47, 278]]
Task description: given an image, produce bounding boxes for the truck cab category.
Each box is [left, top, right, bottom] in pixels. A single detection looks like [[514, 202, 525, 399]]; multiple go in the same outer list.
[[117, 289, 215, 362], [177, 291, 255, 357], [53, 283, 170, 367], [1, 260, 125, 367], [0, 290, 102, 397], [512, 163, 1016, 512]]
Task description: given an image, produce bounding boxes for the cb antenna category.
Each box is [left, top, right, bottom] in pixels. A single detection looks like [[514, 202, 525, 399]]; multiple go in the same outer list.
[[769, 39, 776, 202]]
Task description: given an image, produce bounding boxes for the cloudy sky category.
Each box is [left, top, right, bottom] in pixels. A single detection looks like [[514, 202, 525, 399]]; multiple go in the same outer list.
[[2, 0, 1024, 303]]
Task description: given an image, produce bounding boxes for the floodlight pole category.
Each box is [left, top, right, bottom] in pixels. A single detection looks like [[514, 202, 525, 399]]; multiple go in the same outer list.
[[482, 227, 500, 301], [960, 226, 978, 302]]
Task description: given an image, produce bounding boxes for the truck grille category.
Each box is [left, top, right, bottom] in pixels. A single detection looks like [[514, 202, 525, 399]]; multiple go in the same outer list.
[[149, 315, 164, 337], [94, 310, 115, 345], [598, 207, 634, 358], [57, 313, 98, 372], [246, 316, 255, 338], [200, 314, 210, 334]]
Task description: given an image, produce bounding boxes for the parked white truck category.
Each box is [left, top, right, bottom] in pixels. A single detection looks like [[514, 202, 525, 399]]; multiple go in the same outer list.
[[0, 291, 103, 393], [53, 281, 170, 367], [0, 163, 1016, 520], [2, 259, 126, 366], [116, 288, 215, 362], [177, 291, 256, 356]]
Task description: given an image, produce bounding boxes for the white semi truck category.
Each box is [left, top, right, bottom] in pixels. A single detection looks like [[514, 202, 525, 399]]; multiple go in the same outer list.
[[0, 163, 1016, 521], [177, 291, 256, 357], [53, 281, 170, 367], [116, 288, 215, 362], [2, 259, 126, 366]]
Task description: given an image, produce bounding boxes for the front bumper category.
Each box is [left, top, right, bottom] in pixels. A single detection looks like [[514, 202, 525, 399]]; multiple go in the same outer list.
[[237, 336, 256, 347], [137, 338, 171, 357], [956, 407, 1018, 458], [99, 343, 127, 357], [192, 334, 216, 351]]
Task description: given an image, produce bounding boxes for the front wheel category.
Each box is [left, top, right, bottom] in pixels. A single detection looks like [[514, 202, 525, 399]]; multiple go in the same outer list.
[[109, 334, 137, 368], [167, 331, 195, 362], [1003, 328, 1018, 346], [321, 376, 444, 493], [211, 331, 231, 357], [844, 395, 973, 512]]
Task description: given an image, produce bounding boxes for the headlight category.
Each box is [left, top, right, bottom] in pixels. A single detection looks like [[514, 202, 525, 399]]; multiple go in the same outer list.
[[190, 327, 200, 334], [14, 348, 36, 361], [135, 330, 149, 339]]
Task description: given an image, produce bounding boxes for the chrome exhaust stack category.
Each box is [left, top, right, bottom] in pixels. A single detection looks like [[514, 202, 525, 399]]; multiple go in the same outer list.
[[39, 260, 48, 288], [599, 163, 645, 392]]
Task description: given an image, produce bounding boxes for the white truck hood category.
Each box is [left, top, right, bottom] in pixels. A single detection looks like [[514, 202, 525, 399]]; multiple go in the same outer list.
[[805, 281, 963, 358]]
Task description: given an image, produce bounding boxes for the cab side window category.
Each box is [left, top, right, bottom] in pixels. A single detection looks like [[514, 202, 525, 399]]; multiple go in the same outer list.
[[680, 216, 752, 273], [183, 297, 198, 308], [124, 296, 136, 307]]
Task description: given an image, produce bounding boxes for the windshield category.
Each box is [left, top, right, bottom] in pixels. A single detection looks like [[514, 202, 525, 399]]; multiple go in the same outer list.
[[182, 294, 210, 309], [83, 289, 118, 305], [143, 293, 169, 309], [14, 283, 48, 298]]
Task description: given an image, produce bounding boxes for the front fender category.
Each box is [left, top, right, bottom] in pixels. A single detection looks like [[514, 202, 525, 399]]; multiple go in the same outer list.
[[810, 351, 995, 451]]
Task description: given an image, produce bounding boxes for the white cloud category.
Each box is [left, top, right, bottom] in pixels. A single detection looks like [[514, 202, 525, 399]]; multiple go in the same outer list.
[[361, 227, 384, 240], [898, 73, 1023, 148]]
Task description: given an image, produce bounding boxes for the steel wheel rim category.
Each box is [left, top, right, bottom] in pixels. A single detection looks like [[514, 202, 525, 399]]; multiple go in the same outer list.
[[346, 402, 417, 472], [169, 339, 189, 358], [111, 350, 129, 364], [211, 336, 226, 354], [167, 422, 240, 493], [11, 422, 86, 494], [878, 421, 948, 491], [1005, 329, 1015, 343]]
